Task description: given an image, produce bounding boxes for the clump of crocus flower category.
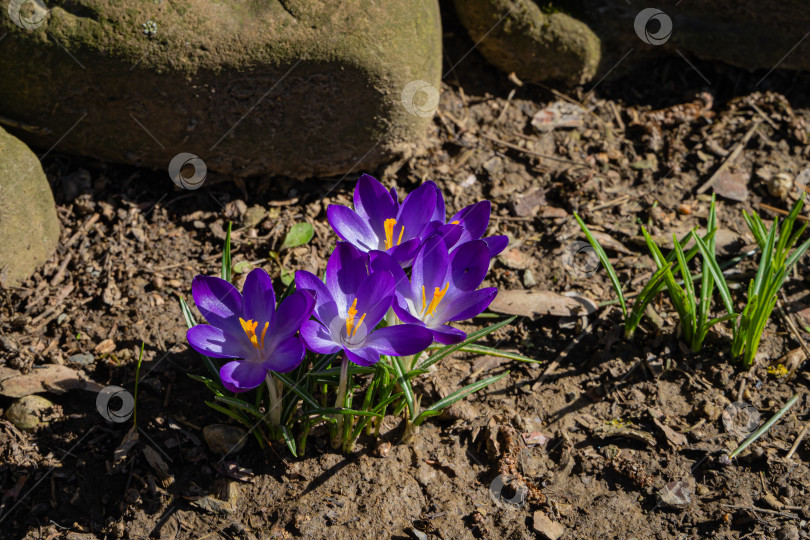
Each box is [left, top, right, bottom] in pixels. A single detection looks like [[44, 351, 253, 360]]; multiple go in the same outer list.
[[181, 174, 533, 455]]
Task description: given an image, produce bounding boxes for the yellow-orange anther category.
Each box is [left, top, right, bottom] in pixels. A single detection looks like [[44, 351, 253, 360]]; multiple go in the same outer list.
[[420, 282, 450, 317], [450, 220, 460, 225], [384, 218, 405, 250], [345, 298, 367, 338], [240, 318, 270, 350]]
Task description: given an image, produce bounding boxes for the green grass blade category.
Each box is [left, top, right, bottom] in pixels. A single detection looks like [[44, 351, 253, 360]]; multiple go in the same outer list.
[[222, 222, 232, 282], [391, 354, 415, 419], [692, 232, 735, 317], [443, 343, 540, 364], [419, 316, 517, 370], [274, 371, 320, 409], [413, 371, 509, 426], [574, 213, 627, 317]]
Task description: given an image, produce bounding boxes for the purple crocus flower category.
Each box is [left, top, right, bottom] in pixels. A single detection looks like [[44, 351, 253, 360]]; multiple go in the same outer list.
[[186, 268, 314, 393], [371, 235, 497, 345], [327, 174, 437, 267], [423, 184, 509, 257], [295, 242, 434, 366]]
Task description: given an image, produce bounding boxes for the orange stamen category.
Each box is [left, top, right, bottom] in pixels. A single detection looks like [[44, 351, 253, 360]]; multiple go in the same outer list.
[[260, 321, 270, 349], [450, 220, 460, 225], [422, 282, 450, 317], [384, 218, 405, 250], [240, 318, 262, 349]]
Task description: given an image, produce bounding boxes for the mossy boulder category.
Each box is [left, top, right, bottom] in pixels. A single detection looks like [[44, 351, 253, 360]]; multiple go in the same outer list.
[[453, 0, 601, 86], [0, 127, 59, 285], [0, 0, 441, 179]]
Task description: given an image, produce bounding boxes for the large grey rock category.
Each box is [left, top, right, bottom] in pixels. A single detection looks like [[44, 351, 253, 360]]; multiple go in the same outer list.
[[0, 127, 59, 285], [453, 0, 601, 86], [0, 1, 441, 179], [454, 0, 810, 86], [571, 0, 810, 75]]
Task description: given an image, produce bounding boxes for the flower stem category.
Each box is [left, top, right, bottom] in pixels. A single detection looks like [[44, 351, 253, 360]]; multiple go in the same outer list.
[[332, 354, 350, 449], [265, 373, 282, 427]]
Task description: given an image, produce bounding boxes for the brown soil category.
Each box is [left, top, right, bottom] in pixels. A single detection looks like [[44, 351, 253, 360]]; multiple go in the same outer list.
[[2, 7, 810, 540]]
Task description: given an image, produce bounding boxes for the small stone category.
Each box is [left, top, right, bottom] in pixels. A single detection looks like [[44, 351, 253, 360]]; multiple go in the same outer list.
[[776, 524, 799, 540], [5, 395, 56, 431], [768, 172, 793, 200], [658, 481, 691, 508], [532, 511, 565, 540], [68, 353, 94, 366], [523, 269, 537, 288], [94, 339, 116, 355], [242, 205, 267, 230], [203, 424, 247, 455], [410, 528, 428, 540]]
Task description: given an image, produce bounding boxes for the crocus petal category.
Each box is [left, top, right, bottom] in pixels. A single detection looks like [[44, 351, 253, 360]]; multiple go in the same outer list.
[[430, 325, 467, 345], [364, 324, 433, 356], [450, 240, 490, 291], [353, 271, 395, 330], [325, 242, 370, 315], [411, 235, 450, 302], [483, 235, 509, 257], [444, 287, 498, 322], [191, 275, 242, 327], [327, 206, 378, 252], [369, 250, 411, 300], [344, 346, 380, 367], [220, 360, 268, 393], [270, 289, 315, 340], [241, 268, 276, 328], [353, 174, 397, 234], [425, 181, 446, 223], [450, 201, 490, 243], [434, 223, 464, 248], [295, 270, 338, 326], [397, 182, 436, 240], [387, 238, 421, 267], [264, 335, 305, 373], [300, 320, 342, 354], [187, 324, 252, 359], [392, 304, 424, 325]]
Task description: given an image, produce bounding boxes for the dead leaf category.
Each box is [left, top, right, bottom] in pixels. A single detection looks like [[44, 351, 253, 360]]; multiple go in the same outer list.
[[94, 339, 116, 355], [0, 364, 103, 398], [489, 290, 598, 318], [652, 418, 687, 447], [143, 445, 174, 487], [532, 101, 585, 132], [499, 248, 532, 270], [712, 169, 749, 202], [213, 461, 255, 483]]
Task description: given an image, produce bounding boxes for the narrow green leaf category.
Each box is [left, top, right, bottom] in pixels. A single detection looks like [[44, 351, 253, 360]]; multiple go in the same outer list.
[[419, 316, 517, 370], [214, 395, 265, 419], [274, 371, 320, 409], [281, 426, 298, 457], [574, 213, 627, 317], [691, 232, 735, 317], [222, 221, 232, 283], [445, 343, 540, 364], [413, 372, 509, 426], [305, 407, 382, 418], [391, 354, 415, 419]]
